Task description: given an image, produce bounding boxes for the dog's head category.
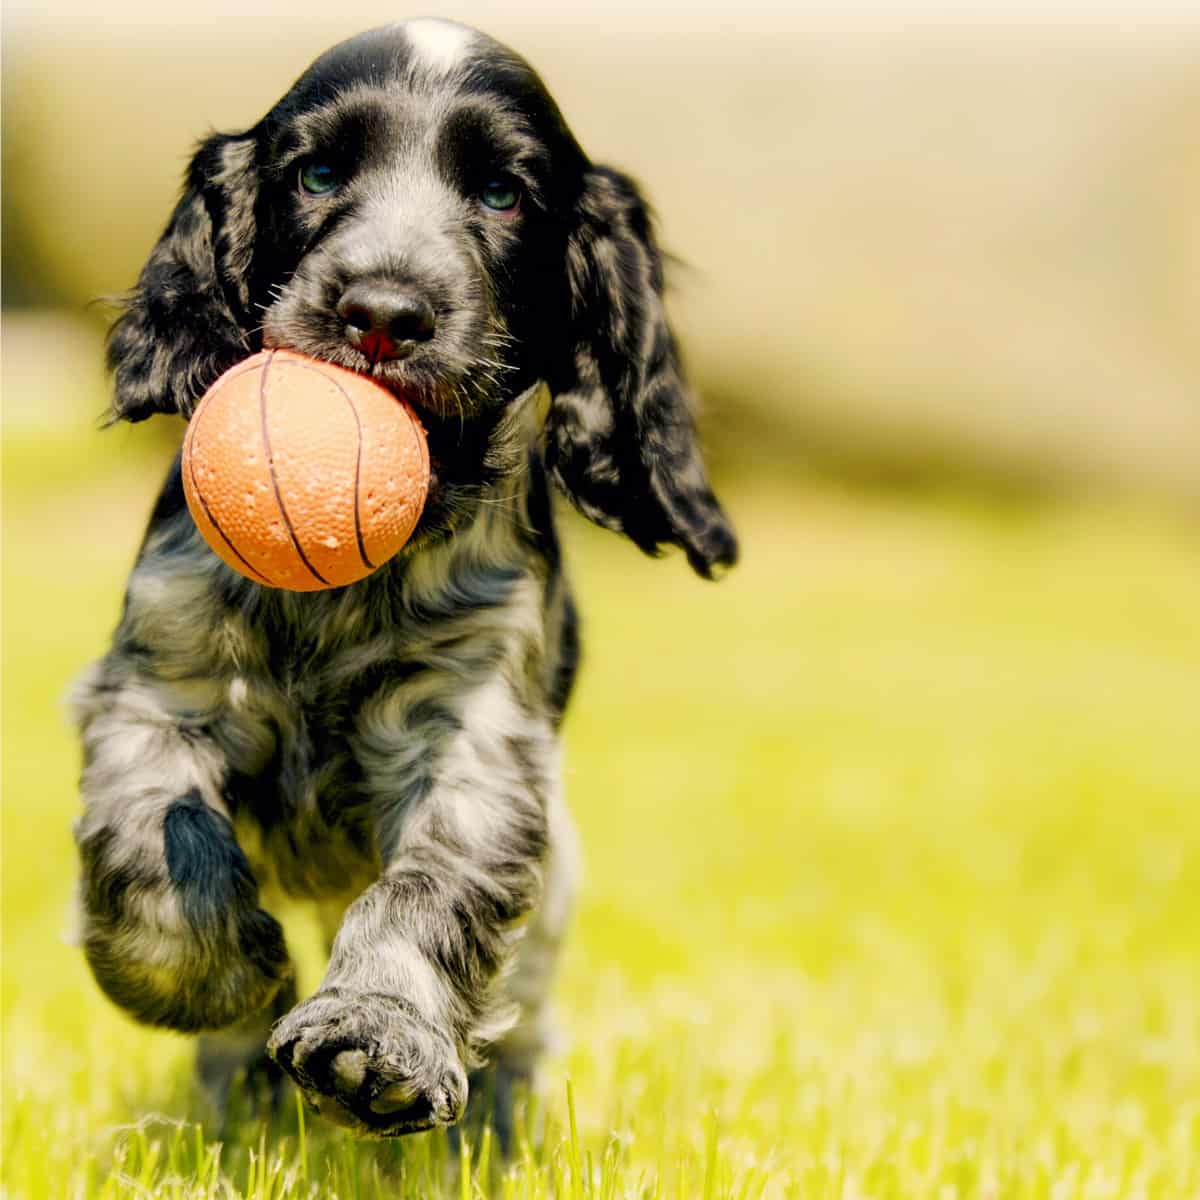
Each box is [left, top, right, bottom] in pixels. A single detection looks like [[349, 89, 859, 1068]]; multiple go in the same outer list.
[[108, 19, 736, 577]]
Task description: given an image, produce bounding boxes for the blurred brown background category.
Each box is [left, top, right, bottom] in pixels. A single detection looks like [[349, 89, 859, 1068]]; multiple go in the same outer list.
[[4, 1, 1200, 498]]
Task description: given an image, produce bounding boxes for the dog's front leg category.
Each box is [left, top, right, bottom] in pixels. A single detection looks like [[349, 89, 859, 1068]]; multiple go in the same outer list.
[[72, 664, 292, 1034], [268, 678, 551, 1137]]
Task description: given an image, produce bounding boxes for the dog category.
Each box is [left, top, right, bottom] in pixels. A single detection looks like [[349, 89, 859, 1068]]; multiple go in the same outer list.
[[71, 18, 736, 1140]]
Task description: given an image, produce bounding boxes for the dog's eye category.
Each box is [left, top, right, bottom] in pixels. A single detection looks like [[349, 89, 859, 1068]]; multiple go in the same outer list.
[[299, 163, 341, 196], [480, 177, 521, 212]]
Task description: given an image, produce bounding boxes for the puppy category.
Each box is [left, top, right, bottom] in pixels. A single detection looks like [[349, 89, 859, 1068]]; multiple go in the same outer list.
[[72, 18, 736, 1139]]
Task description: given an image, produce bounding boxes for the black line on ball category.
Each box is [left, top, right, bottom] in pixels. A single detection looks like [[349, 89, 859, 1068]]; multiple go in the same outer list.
[[280, 357, 376, 572], [185, 421, 275, 587], [344, 386, 374, 570], [259, 351, 332, 588]]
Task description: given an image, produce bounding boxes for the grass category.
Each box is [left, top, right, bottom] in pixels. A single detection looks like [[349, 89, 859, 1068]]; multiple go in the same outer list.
[[3, 416, 1200, 1197]]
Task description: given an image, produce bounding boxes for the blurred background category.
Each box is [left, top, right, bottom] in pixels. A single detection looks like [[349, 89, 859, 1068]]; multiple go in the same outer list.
[[4, 2, 1200, 1195], [5, 0, 1200, 494]]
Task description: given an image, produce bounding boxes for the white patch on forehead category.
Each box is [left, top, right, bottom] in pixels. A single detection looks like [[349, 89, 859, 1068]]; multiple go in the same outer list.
[[403, 18, 475, 73]]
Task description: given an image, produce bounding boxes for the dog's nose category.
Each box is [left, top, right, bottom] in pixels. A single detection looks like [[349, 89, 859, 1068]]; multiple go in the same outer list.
[[337, 283, 436, 362]]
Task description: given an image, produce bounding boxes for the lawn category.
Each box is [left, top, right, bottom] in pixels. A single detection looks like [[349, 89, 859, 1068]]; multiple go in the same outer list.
[[3, 417, 1199, 1197]]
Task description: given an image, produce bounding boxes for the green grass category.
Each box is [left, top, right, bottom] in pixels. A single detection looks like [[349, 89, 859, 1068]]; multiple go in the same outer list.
[[4, 422, 1200, 1197]]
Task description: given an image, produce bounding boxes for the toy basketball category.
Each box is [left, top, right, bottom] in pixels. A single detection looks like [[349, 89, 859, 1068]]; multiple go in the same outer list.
[[181, 349, 430, 591]]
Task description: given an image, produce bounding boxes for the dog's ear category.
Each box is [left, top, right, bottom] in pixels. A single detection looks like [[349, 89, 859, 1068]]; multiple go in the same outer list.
[[107, 133, 258, 422], [544, 166, 737, 579]]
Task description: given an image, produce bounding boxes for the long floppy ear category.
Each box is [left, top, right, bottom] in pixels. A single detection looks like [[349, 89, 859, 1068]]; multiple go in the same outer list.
[[544, 166, 737, 579], [106, 133, 258, 422]]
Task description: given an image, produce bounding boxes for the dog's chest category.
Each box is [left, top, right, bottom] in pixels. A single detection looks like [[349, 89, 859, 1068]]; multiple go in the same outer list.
[[129, 517, 543, 894], [210, 596, 512, 896], [212, 623, 409, 893]]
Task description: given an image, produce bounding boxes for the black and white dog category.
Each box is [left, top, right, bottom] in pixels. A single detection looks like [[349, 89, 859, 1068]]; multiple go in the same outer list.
[[72, 19, 735, 1139]]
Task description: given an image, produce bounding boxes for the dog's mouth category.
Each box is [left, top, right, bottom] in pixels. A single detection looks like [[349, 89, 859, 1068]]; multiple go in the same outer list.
[[257, 327, 530, 542]]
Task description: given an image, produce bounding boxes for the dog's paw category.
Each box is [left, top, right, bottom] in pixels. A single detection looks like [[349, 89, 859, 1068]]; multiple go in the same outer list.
[[266, 989, 467, 1136]]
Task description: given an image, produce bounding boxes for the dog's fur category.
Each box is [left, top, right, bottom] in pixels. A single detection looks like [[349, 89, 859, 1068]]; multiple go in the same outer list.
[[72, 19, 735, 1139]]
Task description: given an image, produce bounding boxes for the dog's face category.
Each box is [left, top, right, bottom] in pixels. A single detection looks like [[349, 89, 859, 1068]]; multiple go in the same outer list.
[[108, 20, 736, 575], [255, 22, 579, 421]]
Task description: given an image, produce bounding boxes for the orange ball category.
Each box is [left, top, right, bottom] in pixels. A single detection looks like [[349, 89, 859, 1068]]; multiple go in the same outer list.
[[181, 350, 430, 592]]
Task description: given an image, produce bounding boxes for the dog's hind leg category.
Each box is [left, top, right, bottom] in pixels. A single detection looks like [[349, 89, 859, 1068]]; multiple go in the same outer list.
[[196, 975, 297, 1128]]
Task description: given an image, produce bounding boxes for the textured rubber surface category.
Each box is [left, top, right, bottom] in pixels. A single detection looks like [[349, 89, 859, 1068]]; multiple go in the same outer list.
[[182, 350, 429, 591]]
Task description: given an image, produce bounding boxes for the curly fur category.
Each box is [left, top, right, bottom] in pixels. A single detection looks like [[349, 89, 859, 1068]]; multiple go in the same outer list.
[[73, 18, 735, 1140]]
